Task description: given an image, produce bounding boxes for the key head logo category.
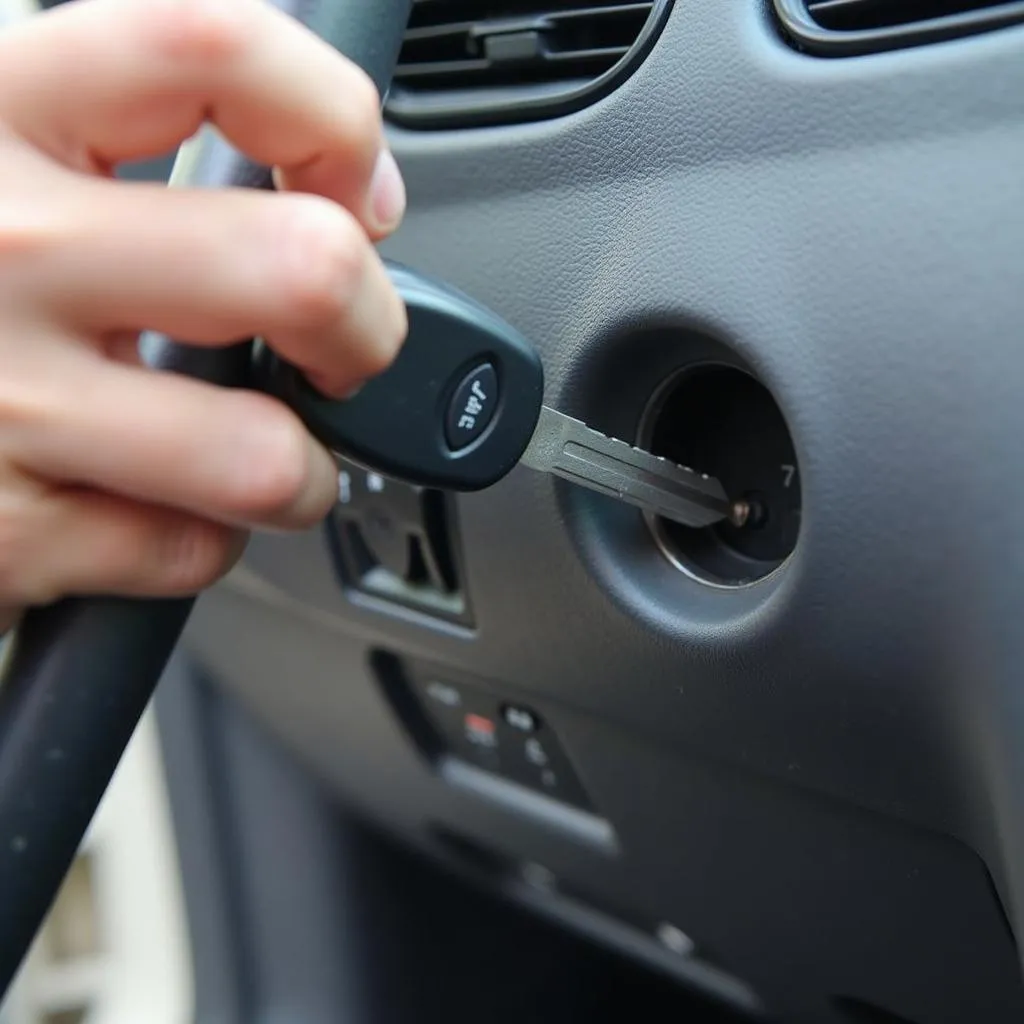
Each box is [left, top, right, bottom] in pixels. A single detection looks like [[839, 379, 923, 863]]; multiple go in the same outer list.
[[445, 363, 500, 452]]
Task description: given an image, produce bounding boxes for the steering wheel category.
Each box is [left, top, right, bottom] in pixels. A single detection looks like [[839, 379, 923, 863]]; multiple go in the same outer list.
[[0, 0, 413, 993]]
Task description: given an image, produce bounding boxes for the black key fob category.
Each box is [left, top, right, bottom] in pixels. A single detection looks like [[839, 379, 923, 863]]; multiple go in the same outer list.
[[254, 263, 544, 491]]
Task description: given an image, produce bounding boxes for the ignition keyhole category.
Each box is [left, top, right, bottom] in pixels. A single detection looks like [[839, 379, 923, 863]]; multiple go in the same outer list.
[[639, 365, 801, 586]]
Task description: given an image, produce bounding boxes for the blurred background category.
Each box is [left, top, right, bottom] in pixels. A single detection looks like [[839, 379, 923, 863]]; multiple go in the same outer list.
[[0, 709, 195, 1024]]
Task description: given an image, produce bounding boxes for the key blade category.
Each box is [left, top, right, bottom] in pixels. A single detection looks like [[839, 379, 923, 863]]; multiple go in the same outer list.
[[520, 406, 732, 529]]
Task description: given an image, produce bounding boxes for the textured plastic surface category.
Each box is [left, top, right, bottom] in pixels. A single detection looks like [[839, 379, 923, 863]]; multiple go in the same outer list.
[[256, 264, 544, 490], [177, 1, 1024, 1021]]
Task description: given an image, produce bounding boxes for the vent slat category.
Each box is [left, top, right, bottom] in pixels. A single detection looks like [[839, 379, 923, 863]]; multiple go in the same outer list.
[[386, 0, 668, 128], [408, 0, 649, 28], [396, 46, 630, 81], [403, 18, 551, 43], [553, 3, 657, 18], [806, 0, 1019, 15], [776, 0, 1024, 53], [401, 8, 651, 47], [396, 59, 493, 79], [547, 45, 632, 59], [808, 0, 1023, 30], [394, 1, 652, 91]]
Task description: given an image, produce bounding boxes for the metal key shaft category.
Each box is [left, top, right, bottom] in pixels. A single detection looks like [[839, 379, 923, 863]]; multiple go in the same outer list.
[[521, 406, 746, 530]]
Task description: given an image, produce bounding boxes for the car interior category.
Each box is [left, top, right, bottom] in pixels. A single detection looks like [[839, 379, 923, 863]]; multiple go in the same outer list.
[[7, 0, 1024, 1022]]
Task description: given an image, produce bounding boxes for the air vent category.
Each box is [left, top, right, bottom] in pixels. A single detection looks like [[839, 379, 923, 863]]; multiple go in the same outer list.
[[774, 0, 1024, 54], [385, 0, 672, 128]]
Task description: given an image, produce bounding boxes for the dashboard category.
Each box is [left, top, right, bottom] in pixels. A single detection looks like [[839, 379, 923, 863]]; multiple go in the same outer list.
[[174, 1, 1024, 1021]]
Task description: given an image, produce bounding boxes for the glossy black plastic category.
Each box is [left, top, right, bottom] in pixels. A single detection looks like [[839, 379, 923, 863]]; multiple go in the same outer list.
[[255, 264, 544, 491], [445, 363, 499, 451]]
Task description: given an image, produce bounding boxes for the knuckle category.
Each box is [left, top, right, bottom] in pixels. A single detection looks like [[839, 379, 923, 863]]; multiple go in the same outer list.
[[279, 198, 365, 330], [0, 205, 59, 273], [0, 218, 40, 265], [0, 138, 86, 276], [0, 367, 52, 429], [143, 0, 250, 66]]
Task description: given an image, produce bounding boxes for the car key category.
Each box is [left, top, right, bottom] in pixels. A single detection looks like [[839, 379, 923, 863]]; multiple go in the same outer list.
[[255, 263, 748, 530]]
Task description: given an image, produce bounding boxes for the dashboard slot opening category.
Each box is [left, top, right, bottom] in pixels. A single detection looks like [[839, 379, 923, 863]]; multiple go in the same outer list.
[[639, 365, 801, 587]]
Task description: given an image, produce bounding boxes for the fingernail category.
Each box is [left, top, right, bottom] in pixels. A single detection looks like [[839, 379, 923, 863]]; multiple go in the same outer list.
[[369, 148, 406, 232]]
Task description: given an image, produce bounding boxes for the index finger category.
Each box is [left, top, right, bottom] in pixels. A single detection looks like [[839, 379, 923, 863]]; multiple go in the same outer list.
[[0, 0, 399, 237]]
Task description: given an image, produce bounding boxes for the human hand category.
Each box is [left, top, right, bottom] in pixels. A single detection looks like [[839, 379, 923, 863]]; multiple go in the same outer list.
[[0, 0, 408, 630]]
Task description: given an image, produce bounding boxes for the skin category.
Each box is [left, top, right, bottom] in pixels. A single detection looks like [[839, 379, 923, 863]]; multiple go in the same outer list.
[[0, 0, 409, 632]]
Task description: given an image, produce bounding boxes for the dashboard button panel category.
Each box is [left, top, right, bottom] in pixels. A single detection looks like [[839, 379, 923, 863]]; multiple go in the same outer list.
[[375, 653, 594, 812], [414, 674, 592, 810]]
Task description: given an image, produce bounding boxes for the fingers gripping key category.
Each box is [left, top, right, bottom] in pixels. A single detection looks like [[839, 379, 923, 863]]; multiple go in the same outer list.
[[257, 264, 744, 529]]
